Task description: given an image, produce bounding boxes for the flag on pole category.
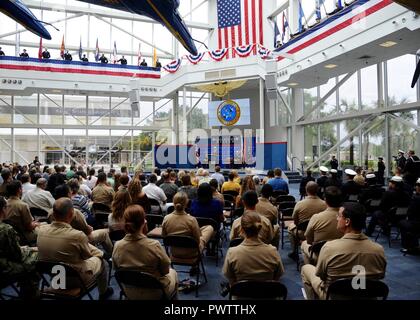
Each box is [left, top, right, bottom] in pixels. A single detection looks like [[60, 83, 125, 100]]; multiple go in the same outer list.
[[298, 0, 305, 33], [38, 37, 43, 59], [273, 19, 280, 48], [137, 43, 142, 66], [79, 37, 83, 60], [152, 47, 157, 67], [60, 35, 65, 59], [95, 38, 100, 62], [112, 41, 118, 64], [281, 12, 289, 43]]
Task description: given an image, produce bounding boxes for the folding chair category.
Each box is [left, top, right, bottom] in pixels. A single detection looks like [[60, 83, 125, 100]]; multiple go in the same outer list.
[[29, 207, 49, 222], [146, 214, 164, 239], [115, 267, 176, 300], [163, 235, 207, 297], [36, 260, 98, 300], [229, 237, 244, 248], [229, 280, 287, 300], [326, 278, 389, 300], [148, 198, 163, 215], [195, 217, 223, 266], [295, 220, 310, 270]]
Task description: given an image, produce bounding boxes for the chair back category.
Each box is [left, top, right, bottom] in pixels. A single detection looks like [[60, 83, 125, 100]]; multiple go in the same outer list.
[[272, 190, 287, 198], [278, 201, 296, 211], [223, 194, 235, 203], [275, 195, 296, 204], [109, 229, 126, 242], [229, 280, 287, 300], [166, 205, 175, 215], [223, 190, 239, 198], [279, 208, 294, 219], [346, 194, 359, 202], [232, 207, 244, 220], [146, 214, 164, 232], [297, 220, 310, 232], [148, 198, 163, 215], [30, 207, 49, 218], [195, 217, 220, 232], [115, 268, 163, 291], [163, 235, 199, 250], [229, 237, 244, 248], [326, 278, 389, 300], [309, 240, 327, 257], [91, 202, 112, 213]]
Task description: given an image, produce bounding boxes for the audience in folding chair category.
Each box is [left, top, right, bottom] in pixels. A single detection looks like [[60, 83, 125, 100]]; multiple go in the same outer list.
[[288, 182, 327, 260], [366, 176, 411, 237], [223, 211, 284, 298], [255, 184, 280, 248], [209, 179, 224, 205], [22, 178, 55, 214], [112, 204, 178, 299], [5, 181, 40, 245], [109, 188, 132, 232], [37, 198, 113, 300], [399, 178, 420, 255], [221, 173, 241, 195], [301, 202, 386, 300], [301, 186, 344, 265], [341, 169, 361, 201], [230, 191, 274, 245], [162, 192, 213, 260], [179, 175, 198, 200], [92, 172, 115, 208], [0, 196, 39, 299], [128, 177, 151, 214], [235, 176, 256, 208]]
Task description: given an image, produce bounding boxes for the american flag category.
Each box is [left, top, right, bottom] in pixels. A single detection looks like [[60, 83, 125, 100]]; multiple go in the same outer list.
[[217, 0, 264, 57]]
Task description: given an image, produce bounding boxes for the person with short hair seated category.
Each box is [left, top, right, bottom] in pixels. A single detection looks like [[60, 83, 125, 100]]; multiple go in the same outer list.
[[162, 192, 213, 259], [221, 172, 241, 194], [37, 198, 113, 299], [223, 211, 284, 288], [231, 191, 274, 245], [301, 202, 386, 300], [0, 196, 39, 299], [22, 178, 55, 214], [255, 184, 280, 248], [288, 182, 327, 260], [267, 168, 289, 194], [92, 172, 115, 208], [301, 186, 344, 265], [112, 204, 178, 299]]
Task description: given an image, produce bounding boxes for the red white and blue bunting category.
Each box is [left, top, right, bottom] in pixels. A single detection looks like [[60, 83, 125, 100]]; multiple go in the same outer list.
[[208, 48, 229, 62], [186, 52, 205, 65], [233, 44, 254, 58], [163, 58, 182, 73], [257, 44, 271, 59]]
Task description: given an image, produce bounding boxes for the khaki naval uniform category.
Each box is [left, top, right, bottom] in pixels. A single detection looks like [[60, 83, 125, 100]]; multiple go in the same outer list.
[[230, 210, 274, 245], [256, 198, 280, 248], [92, 184, 115, 207], [6, 196, 37, 243], [301, 207, 343, 264], [36, 221, 108, 295], [288, 196, 327, 251], [162, 210, 213, 260], [223, 237, 284, 286], [301, 233, 387, 300], [112, 233, 178, 299]]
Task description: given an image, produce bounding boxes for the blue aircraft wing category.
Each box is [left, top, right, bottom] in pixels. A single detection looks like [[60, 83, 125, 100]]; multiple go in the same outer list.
[[0, 0, 51, 40]]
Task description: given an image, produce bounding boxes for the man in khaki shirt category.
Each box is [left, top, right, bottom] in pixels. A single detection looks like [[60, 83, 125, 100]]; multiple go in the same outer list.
[[37, 198, 113, 299], [92, 182, 115, 207], [255, 184, 280, 248], [230, 191, 274, 245], [301, 186, 344, 265], [6, 181, 40, 244], [288, 182, 327, 259], [301, 202, 387, 300]]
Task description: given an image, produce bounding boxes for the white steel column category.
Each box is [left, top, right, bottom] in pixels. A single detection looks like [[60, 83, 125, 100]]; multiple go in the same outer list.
[[259, 78, 265, 143]]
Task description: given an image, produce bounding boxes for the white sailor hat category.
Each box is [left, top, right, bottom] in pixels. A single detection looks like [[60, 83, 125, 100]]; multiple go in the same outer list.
[[398, 150, 405, 154], [320, 166, 329, 172], [366, 173, 376, 179], [416, 178, 420, 185], [345, 168, 357, 176], [390, 176, 403, 183], [330, 169, 337, 173]]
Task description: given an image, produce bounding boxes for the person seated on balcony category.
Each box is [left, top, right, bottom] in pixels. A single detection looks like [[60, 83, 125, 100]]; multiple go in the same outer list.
[[301, 202, 386, 300], [155, 59, 162, 68], [162, 192, 213, 259], [223, 210, 284, 287], [81, 54, 89, 62], [64, 50, 72, 61], [118, 55, 127, 65], [0, 47, 5, 56], [140, 59, 148, 67], [0, 196, 39, 300], [19, 49, 29, 58], [112, 204, 178, 299], [99, 53, 108, 64], [42, 48, 50, 59], [288, 182, 327, 261]]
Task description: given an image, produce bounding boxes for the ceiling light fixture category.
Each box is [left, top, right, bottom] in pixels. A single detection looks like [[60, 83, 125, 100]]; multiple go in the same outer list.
[[379, 41, 397, 47], [324, 64, 338, 69]]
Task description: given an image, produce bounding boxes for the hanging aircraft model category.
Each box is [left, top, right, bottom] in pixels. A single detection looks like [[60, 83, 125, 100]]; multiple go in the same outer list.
[[0, 0, 198, 55]]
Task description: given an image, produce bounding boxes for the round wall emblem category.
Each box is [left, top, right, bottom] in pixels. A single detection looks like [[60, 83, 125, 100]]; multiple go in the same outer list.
[[217, 100, 241, 126]]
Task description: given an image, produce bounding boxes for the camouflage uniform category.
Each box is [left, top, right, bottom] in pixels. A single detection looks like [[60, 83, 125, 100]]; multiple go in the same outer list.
[[0, 222, 39, 299]]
